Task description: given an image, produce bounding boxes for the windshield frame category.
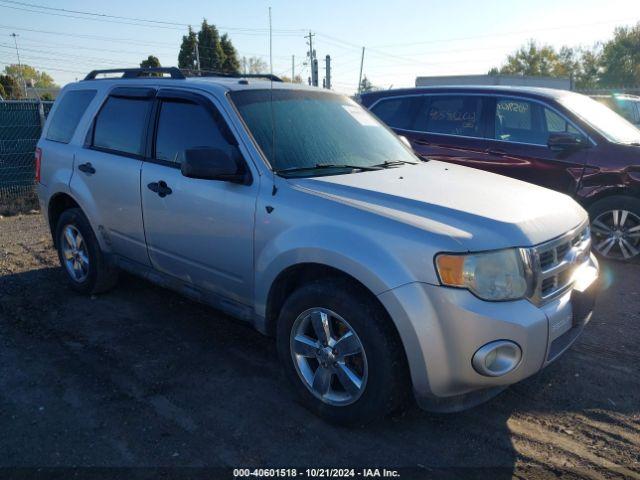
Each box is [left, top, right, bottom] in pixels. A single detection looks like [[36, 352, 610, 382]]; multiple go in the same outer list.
[[226, 87, 420, 178]]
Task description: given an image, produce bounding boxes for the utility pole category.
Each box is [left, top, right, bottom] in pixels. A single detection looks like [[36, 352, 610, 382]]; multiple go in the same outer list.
[[194, 40, 201, 74], [357, 46, 365, 95], [10, 33, 28, 98], [324, 55, 331, 89], [269, 7, 273, 76], [291, 54, 295, 81], [305, 31, 318, 87]]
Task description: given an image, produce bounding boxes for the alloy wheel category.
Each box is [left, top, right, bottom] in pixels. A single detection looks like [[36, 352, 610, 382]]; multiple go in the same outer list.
[[290, 307, 368, 406], [591, 209, 640, 260], [61, 224, 90, 282]]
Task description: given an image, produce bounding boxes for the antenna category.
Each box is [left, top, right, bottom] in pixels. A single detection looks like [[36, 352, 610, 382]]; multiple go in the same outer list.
[[269, 6, 278, 196]]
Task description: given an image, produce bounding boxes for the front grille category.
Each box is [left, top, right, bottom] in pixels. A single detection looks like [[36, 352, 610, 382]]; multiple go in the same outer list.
[[529, 222, 591, 305]]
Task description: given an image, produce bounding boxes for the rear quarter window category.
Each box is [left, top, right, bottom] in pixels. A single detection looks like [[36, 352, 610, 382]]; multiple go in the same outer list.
[[370, 96, 419, 130], [45, 90, 96, 143]]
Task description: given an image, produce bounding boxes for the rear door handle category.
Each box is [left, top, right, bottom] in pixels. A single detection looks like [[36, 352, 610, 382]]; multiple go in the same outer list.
[[147, 180, 172, 198], [78, 162, 96, 174]]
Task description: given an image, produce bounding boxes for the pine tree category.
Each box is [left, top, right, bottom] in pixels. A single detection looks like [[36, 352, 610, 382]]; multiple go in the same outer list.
[[178, 27, 198, 70], [198, 20, 225, 74], [220, 34, 240, 74]]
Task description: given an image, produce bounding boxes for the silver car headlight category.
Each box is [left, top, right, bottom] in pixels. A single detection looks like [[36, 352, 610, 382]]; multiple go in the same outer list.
[[435, 248, 532, 301]]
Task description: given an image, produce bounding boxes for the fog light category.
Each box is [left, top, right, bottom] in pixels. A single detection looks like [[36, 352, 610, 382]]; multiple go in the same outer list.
[[472, 340, 522, 377]]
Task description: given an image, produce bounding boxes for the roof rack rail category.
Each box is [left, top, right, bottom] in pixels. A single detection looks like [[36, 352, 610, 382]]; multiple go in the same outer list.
[[84, 67, 185, 81], [182, 69, 283, 82]]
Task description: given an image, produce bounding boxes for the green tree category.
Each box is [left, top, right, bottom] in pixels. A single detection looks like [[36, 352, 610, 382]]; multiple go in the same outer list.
[[359, 75, 374, 93], [496, 40, 560, 76], [178, 26, 198, 70], [178, 20, 241, 75], [490, 41, 604, 89], [241, 56, 268, 74], [4, 64, 56, 88], [0, 73, 22, 99], [575, 46, 602, 89], [599, 22, 640, 87], [198, 19, 225, 73], [140, 55, 161, 69], [220, 34, 240, 74]]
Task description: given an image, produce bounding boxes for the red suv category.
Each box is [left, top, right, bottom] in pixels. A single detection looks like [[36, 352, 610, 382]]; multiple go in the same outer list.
[[360, 86, 640, 261]]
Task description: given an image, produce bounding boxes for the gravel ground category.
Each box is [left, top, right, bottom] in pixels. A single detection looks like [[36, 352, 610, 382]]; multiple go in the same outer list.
[[0, 213, 639, 479]]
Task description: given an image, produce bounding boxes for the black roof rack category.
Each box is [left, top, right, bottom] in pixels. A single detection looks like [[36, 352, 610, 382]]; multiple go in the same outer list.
[[84, 67, 185, 81], [181, 69, 283, 82], [83, 67, 283, 83]]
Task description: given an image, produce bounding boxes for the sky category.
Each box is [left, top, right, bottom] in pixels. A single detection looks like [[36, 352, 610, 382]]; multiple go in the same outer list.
[[0, 0, 639, 94]]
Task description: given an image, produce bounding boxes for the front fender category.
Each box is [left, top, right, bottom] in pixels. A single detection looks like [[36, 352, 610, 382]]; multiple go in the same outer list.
[[253, 224, 416, 319]]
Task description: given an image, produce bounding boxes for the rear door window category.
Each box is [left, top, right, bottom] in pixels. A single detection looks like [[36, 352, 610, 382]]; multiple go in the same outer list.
[[414, 95, 484, 137], [370, 96, 421, 130], [93, 96, 151, 156], [46, 89, 96, 143], [154, 100, 231, 165]]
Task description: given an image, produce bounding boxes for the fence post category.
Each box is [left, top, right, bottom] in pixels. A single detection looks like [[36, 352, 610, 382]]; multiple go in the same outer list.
[[37, 98, 45, 130]]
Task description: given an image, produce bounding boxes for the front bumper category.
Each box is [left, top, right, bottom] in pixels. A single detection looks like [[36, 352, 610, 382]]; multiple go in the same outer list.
[[377, 254, 599, 412]]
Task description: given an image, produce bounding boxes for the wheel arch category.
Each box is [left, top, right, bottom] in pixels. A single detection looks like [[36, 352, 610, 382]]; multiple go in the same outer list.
[[47, 192, 81, 247], [580, 185, 640, 210]]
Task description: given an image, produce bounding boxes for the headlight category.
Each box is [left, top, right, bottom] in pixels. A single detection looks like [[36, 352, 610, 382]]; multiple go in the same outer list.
[[435, 248, 532, 301]]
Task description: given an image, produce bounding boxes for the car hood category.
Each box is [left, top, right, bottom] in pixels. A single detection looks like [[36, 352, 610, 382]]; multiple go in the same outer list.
[[287, 161, 587, 251]]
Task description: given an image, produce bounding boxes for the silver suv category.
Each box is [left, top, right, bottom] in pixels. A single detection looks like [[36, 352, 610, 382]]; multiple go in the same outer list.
[[36, 68, 600, 424]]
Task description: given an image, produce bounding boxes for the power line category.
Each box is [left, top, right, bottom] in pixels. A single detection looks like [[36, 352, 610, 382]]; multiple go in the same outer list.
[[369, 17, 632, 49], [0, 24, 291, 61], [0, 59, 85, 74], [0, 1, 305, 35]]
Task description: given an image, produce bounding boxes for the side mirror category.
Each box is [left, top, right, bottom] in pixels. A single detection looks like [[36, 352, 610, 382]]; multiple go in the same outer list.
[[181, 146, 246, 183], [547, 132, 588, 151]]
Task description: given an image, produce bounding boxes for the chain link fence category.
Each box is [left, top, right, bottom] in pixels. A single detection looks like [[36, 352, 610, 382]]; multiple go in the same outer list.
[[0, 100, 53, 215]]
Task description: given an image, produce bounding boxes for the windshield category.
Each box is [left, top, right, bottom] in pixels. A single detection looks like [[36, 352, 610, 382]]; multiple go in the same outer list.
[[559, 93, 640, 145], [230, 89, 418, 176]]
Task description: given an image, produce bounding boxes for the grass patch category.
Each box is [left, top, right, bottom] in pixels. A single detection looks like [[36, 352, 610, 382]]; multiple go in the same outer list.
[[0, 187, 40, 217]]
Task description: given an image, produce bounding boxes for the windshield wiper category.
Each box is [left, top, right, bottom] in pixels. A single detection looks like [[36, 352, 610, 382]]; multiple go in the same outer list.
[[371, 160, 418, 168], [276, 163, 382, 176]]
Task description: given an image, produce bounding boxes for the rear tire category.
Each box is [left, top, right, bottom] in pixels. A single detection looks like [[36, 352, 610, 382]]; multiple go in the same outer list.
[[276, 278, 409, 425], [588, 196, 640, 262], [55, 208, 118, 294]]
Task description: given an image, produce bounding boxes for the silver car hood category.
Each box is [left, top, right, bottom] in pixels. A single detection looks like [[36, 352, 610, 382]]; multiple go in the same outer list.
[[288, 160, 587, 251]]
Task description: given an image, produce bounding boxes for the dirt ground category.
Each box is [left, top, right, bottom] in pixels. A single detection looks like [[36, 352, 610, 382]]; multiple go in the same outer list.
[[0, 213, 639, 479]]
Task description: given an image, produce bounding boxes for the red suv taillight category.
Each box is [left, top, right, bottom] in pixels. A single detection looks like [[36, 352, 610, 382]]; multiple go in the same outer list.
[[35, 147, 42, 183]]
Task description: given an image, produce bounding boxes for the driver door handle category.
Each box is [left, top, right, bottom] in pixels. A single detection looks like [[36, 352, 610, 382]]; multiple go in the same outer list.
[[147, 180, 172, 198], [78, 162, 96, 174]]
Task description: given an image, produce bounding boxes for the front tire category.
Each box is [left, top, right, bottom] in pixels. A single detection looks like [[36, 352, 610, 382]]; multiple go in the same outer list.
[[276, 279, 409, 425], [55, 208, 118, 294], [588, 196, 640, 262]]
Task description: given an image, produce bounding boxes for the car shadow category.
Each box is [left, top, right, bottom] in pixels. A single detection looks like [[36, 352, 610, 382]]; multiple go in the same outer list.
[[0, 262, 637, 478]]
